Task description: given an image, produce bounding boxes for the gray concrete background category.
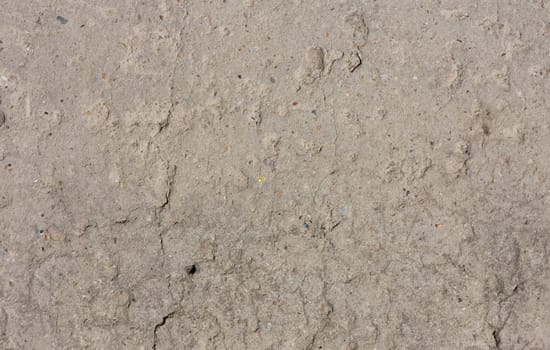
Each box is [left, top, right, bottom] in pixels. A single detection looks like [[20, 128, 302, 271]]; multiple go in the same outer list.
[[1, 1, 549, 349]]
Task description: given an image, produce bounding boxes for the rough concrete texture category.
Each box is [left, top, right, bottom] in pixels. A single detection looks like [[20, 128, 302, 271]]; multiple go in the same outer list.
[[1, 1, 549, 349]]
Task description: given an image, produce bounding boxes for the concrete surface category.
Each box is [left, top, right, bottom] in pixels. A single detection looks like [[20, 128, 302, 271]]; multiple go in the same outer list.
[[1, 1, 549, 349]]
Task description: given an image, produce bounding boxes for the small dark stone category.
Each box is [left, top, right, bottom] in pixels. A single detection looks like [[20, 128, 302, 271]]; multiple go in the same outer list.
[[185, 264, 197, 275], [0, 110, 5, 127], [56, 16, 68, 24]]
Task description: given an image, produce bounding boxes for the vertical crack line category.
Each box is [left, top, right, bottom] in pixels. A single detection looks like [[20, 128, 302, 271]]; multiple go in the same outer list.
[[152, 311, 177, 350], [159, 229, 166, 269], [492, 281, 524, 350], [492, 329, 502, 350], [157, 164, 177, 226], [159, 8, 188, 133]]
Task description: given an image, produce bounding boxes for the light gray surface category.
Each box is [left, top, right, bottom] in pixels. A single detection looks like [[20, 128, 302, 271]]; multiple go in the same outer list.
[[1, 1, 549, 349]]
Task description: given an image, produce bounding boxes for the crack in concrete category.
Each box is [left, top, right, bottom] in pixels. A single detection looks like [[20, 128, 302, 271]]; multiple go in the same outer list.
[[305, 301, 333, 350], [159, 7, 188, 134], [492, 281, 525, 349], [152, 311, 177, 350], [160, 164, 177, 211]]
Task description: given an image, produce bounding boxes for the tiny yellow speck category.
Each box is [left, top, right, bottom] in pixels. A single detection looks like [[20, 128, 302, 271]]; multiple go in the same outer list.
[[258, 176, 265, 183]]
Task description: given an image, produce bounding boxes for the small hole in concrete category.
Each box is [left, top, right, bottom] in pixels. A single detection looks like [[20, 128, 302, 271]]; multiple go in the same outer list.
[[185, 264, 197, 275]]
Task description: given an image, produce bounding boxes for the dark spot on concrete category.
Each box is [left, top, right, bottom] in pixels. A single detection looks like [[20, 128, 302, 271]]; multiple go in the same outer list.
[[185, 264, 197, 275], [482, 123, 490, 135], [56, 16, 69, 24]]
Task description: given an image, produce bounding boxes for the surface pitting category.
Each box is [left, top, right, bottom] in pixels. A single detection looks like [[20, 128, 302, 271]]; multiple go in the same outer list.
[[1, 1, 549, 349]]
